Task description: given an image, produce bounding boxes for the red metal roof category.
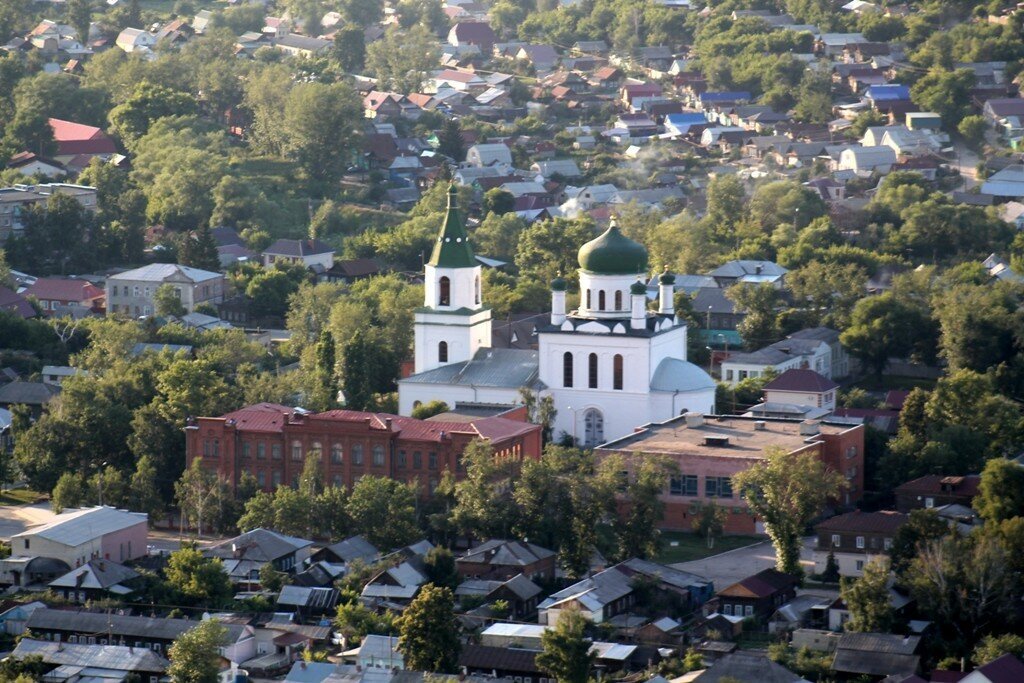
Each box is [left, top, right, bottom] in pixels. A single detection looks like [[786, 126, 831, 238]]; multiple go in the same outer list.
[[764, 368, 839, 393], [717, 568, 798, 599], [220, 403, 295, 433], [815, 510, 907, 534], [48, 118, 118, 156], [892, 474, 980, 498], [22, 277, 103, 303]]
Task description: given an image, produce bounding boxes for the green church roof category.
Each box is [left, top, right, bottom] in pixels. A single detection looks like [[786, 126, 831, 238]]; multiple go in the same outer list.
[[429, 184, 476, 268], [577, 221, 648, 275]]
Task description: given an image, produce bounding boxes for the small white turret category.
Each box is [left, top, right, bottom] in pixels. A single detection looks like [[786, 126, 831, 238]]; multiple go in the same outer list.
[[630, 278, 647, 330]]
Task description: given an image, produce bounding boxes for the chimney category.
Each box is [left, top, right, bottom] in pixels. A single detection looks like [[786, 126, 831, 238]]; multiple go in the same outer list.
[[684, 412, 704, 428], [800, 420, 820, 436], [753, 421, 766, 431], [385, 417, 393, 431]]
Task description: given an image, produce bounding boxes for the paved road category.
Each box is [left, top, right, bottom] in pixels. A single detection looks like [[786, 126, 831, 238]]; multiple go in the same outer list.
[[0, 502, 57, 541], [671, 537, 816, 588]]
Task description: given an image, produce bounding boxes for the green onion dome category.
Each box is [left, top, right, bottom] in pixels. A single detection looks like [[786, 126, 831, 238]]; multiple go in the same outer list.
[[577, 222, 648, 275]]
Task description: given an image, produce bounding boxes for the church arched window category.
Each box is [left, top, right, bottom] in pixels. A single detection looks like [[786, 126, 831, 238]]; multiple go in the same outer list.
[[614, 291, 622, 311], [586, 290, 592, 309], [563, 352, 573, 388], [598, 290, 606, 311], [475, 276, 481, 305], [613, 354, 623, 390], [439, 277, 451, 306], [588, 353, 598, 388], [438, 341, 448, 363]]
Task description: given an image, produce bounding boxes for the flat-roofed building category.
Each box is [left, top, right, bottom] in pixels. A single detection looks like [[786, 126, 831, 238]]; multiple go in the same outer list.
[[595, 414, 864, 534]]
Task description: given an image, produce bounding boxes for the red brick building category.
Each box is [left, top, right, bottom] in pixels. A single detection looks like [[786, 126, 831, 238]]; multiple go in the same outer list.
[[596, 414, 864, 534], [185, 403, 542, 495]]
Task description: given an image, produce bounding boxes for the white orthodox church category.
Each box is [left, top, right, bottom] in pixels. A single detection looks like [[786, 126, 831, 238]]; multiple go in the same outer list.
[[398, 186, 716, 446]]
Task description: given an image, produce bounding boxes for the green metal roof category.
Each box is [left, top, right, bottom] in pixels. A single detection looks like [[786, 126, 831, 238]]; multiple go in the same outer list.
[[577, 222, 648, 275], [428, 184, 476, 268]]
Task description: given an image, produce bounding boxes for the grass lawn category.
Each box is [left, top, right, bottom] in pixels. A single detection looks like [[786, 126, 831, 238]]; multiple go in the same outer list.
[[0, 489, 45, 505], [851, 375, 937, 391], [654, 532, 763, 564]]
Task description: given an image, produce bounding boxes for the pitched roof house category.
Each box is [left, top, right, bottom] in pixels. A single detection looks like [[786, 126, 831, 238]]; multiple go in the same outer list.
[[456, 540, 556, 580], [448, 22, 497, 53], [893, 474, 981, 513], [21, 277, 104, 316], [206, 528, 314, 587], [713, 568, 799, 621]]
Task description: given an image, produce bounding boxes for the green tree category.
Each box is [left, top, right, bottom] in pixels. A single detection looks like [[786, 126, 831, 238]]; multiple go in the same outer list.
[[515, 217, 596, 288], [260, 562, 286, 592], [238, 490, 275, 532], [331, 25, 366, 72], [167, 618, 228, 683], [436, 118, 465, 161], [726, 283, 782, 350], [65, 0, 92, 51], [165, 545, 233, 607], [180, 224, 220, 272], [366, 25, 441, 93], [974, 634, 1024, 666], [735, 448, 847, 575], [617, 454, 676, 560], [975, 457, 1024, 524], [890, 509, 949, 575], [422, 547, 459, 590], [309, 329, 338, 412], [841, 292, 929, 376], [481, 188, 516, 217], [398, 584, 461, 673], [536, 609, 594, 683], [283, 81, 362, 185], [52, 472, 89, 513], [108, 82, 198, 147], [958, 114, 987, 151], [910, 68, 975, 130], [453, 440, 516, 541], [346, 476, 418, 549], [154, 283, 186, 318], [692, 502, 728, 549], [335, 601, 396, 645], [411, 400, 449, 419], [130, 454, 164, 520], [840, 557, 893, 632], [175, 458, 223, 537]]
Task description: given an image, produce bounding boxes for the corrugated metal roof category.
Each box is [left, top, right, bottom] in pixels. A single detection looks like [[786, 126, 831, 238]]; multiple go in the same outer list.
[[108, 263, 221, 283], [400, 348, 539, 388], [14, 506, 146, 545], [14, 638, 168, 673]]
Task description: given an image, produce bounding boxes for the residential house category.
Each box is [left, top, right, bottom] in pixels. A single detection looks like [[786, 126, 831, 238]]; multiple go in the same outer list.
[[262, 238, 335, 271], [538, 558, 713, 626], [275, 34, 331, 57], [814, 510, 907, 576], [115, 27, 155, 54], [465, 143, 513, 167], [838, 145, 897, 173], [25, 609, 256, 663], [362, 556, 429, 605], [9, 506, 147, 570], [831, 632, 920, 678], [12, 639, 168, 680], [6, 152, 65, 177], [448, 22, 497, 54], [41, 365, 86, 386], [865, 84, 913, 114], [596, 414, 865, 532], [0, 183, 97, 241], [708, 260, 788, 288], [433, 69, 488, 94], [0, 601, 46, 637], [456, 540, 556, 581], [981, 164, 1024, 199], [817, 32, 866, 56], [620, 83, 663, 109], [721, 328, 842, 386], [106, 263, 226, 317], [48, 559, 141, 602], [312, 535, 380, 566], [762, 369, 839, 412], [960, 655, 1024, 683], [530, 159, 582, 181], [185, 403, 541, 496], [516, 45, 559, 71], [712, 568, 799, 622], [0, 380, 59, 419], [687, 651, 807, 683], [346, 634, 404, 669], [893, 474, 980, 513], [48, 118, 118, 170], [0, 287, 37, 319], [205, 528, 315, 587], [983, 98, 1024, 140], [21, 277, 104, 316], [277, 585, 340, 617], [458, 573, 543, 619]]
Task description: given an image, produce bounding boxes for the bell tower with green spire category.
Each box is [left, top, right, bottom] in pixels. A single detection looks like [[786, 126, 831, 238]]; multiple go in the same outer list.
[[414, 184, 492, 374]]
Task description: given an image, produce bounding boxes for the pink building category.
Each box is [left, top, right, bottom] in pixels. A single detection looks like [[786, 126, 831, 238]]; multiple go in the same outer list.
[[9, 506, 148, 568]]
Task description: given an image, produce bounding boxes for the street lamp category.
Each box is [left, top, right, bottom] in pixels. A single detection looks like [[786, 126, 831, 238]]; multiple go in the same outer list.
[[566, 406, 580, 446], [706, 346, 713, 376]]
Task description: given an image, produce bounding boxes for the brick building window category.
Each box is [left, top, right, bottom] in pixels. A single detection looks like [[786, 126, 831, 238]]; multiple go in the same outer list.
[[428, 452, 437, 470], [372, 445, 385, 466], [257, 442, 266, 459], [272, 444, 282, 460], [705, 476, 732, 498], [413, 451, 422, 469], [397, 450, 407, 468], [353, 444, 364, 465], [331, 444, 343, 464], [311, 442, 322, 461], [241, 442, 250, 458], [291, 440, 302, 461]]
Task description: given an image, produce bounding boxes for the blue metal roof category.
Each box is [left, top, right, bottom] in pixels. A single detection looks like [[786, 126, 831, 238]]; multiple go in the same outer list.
[[866, 84, 910, 101]]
